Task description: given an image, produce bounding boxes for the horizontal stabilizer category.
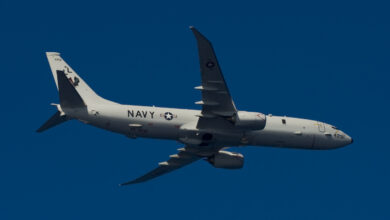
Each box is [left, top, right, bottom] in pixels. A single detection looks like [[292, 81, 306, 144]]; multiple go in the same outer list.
[[36, 111, 68, 132]]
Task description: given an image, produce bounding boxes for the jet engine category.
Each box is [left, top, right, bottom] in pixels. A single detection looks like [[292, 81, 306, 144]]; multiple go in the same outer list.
[[234, 111, 266, 130], [207, 151, 244, 169]]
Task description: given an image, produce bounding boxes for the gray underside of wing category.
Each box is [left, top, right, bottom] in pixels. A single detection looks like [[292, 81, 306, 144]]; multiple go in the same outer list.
[[120, 148, 201, 186], [190, 27, 238, 128]]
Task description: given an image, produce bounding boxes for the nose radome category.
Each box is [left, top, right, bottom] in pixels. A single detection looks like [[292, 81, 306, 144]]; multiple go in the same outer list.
[[345, 133, 353, 146]]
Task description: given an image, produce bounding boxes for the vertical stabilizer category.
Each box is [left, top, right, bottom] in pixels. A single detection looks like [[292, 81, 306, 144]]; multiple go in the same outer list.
[[46, 52, 108, 104], [57, 70, 86, 108]]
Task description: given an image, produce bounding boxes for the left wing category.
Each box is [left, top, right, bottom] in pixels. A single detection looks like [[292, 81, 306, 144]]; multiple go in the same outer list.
[[120, 147, 201, 186], [190, 26, 238, 119]]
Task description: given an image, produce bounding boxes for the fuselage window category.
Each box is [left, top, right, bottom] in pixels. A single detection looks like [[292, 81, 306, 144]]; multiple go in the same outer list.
[[282, 119, 286, 125]]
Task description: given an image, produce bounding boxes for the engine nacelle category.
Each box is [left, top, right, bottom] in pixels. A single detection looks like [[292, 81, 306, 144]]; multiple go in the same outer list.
[[234, 111, 266, 130], [207, 151, 244, 169]]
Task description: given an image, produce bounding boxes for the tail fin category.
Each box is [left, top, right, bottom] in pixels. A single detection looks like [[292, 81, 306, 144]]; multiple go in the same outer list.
[[37, 52, 111, 132], [56, 70, 86, 108], [46, 52, 106, 104]]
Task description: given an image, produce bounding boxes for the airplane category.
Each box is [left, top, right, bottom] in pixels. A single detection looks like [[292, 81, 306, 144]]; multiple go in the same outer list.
[[37, 26, 353, 185]]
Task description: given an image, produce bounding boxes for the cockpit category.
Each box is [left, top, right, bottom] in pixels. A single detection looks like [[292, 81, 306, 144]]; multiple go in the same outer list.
[[313, 122, 353, 149]]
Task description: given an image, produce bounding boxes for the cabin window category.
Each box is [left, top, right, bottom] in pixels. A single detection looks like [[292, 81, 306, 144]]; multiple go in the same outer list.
[[282, 119, 286, 125]]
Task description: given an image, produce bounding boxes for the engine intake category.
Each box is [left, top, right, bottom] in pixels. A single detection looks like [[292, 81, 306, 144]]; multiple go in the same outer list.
[[234, 111, 266, 130], [207, 150, 244, 169]]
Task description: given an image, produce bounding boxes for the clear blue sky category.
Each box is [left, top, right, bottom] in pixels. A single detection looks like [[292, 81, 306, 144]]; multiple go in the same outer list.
[[1, 0, 389, 219]]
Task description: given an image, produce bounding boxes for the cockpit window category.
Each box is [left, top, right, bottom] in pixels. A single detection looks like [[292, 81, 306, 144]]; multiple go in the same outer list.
[[331, 126, 338, 129]]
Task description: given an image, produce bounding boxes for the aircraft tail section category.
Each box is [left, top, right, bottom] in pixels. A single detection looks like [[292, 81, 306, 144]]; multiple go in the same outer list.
[[46, 52, 107, 105], [56, 69, 86, 108], [37, 52, 114, 132], [35, 71, 83, 132]]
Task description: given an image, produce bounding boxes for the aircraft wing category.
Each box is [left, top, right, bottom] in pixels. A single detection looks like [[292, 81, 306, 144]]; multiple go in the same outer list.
[[190, 26, 238, 122], [120, 146, 201, 186]]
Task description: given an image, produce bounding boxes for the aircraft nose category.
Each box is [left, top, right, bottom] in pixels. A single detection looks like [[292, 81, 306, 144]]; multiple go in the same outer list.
[[345, 134, 353, 146], [336, 131, 353, 148]]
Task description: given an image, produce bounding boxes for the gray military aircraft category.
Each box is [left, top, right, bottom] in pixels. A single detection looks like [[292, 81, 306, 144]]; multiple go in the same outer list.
[[37, 27, 353, 185]]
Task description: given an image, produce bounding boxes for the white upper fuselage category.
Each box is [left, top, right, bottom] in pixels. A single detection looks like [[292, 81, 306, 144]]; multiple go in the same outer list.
[[66, 102, 352, 151]]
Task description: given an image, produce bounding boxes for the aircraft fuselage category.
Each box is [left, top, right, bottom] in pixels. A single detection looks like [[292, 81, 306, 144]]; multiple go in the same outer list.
[[66, 103, 352, 151]]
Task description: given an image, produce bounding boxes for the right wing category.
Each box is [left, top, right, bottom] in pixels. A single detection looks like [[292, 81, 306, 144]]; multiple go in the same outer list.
[[120, 146, 201, 186]]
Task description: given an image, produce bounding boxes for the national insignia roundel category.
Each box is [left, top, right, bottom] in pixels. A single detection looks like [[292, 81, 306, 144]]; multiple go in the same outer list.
[[206, 61, 215, 68], [164, 112, 174, 120]]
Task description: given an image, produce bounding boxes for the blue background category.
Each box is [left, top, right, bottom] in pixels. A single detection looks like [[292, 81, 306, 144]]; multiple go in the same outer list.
[[1, 0, 389, 219]]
